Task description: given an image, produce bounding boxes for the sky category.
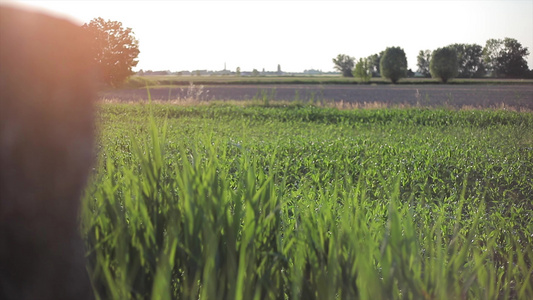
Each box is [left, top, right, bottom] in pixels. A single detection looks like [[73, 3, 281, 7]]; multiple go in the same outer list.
[[4, 0, 533, 73]]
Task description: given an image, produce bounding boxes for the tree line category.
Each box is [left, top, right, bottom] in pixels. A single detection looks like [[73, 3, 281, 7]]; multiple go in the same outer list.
[[334, 38, 531, 83], [81, 17, 531, 86]]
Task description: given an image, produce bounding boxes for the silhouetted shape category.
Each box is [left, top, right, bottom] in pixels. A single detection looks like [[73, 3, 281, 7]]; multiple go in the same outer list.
[[0, 5, 96, 300], [82, 17, 140, 87]]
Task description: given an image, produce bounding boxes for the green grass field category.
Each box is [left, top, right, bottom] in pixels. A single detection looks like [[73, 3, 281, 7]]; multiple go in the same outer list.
[[83, 102, 533, 299], [124, 75, 533, 88]]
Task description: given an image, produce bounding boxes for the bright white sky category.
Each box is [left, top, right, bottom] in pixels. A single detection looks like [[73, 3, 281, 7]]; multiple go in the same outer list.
[[5, 0, 533, 73]]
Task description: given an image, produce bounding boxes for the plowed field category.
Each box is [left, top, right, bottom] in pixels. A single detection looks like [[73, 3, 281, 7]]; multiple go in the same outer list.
[[100, 84, 533, 110]]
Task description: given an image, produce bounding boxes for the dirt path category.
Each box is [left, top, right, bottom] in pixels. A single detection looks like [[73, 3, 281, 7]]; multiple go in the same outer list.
[[100, 84, 533, 110]]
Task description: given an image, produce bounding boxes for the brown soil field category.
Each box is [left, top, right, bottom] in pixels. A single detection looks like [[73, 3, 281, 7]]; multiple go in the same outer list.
[[100, 84, 533, 110]]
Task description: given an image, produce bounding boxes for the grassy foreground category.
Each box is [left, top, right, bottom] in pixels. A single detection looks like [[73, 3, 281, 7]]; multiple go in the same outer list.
[[83, 103, 533, 299]]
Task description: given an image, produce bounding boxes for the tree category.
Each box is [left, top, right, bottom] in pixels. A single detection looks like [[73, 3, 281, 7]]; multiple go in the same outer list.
[[483, 38, 529, 78], [416, 50, 431, 78], [82, 17, 140, 87], [236, 67, 241, 76], [483, 38, 530, 77], [498, 38, 530, 77], [380, 46, 407, 83], [353, 58, 371, 82], [483, 39, 503, 76], [277, 64, 282, 75], [449, 43, 485, 78], [367, 52, 383, 77], [252, 69, 259, 76], [332, 54, 355, 77], [430, 46, 458, 83]]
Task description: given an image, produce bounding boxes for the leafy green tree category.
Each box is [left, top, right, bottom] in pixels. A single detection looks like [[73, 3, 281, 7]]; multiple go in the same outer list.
[[353, 58, 372, 82], [252, 69, 259, 76], [367, 52, 383, 77], [416, 50, 431, 78], [380, 47, 407, 83], [483, 38, 529, 78], [483, 38, 502, 76], [449, 43, 485, 78], [236, 67, 241, 76], [497, 38, 530, 77], [82, 18, 140, 87], [332, 54, 355, 77], [430, 47, 458, 83]]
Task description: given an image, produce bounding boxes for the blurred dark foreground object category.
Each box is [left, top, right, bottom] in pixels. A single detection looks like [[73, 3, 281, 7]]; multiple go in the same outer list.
[[0, 5, 96, 300]]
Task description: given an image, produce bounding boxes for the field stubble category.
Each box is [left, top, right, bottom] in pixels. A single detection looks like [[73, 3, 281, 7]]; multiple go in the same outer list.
[[100, 83, 533, 111]]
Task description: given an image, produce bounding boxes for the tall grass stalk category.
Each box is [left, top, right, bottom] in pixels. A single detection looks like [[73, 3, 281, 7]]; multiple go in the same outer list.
[[83, 103, 532, 299]]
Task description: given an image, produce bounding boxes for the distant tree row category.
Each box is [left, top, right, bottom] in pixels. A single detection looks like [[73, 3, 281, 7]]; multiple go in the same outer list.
[[334, 37, 530, 83], [334, 47, 408, 83], [81, 15, 531, 87], [420, 38, 530, 82]]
